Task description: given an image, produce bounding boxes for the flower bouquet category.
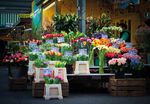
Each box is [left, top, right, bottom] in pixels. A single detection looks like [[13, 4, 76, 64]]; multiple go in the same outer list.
[[108, 57, 127, 78]]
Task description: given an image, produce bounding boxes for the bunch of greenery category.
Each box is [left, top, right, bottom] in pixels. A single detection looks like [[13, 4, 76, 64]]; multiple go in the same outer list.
[[61, 56, 76, 64], [29, 52, 38, 61], [55, 61, 66, 68], [75, 54, 89, 61], [53, 13, 79, 33], [34, 59, 48, 68]]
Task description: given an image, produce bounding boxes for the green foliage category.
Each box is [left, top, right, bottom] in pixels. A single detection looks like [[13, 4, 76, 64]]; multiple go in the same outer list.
[[29, 52, 38, 61], [55, 61, 66, 68], [19, 46, 29, 54], [34, 59, 48, 68], [61, 56, 76, 64], [53, 14, 79, 33], [75, 54, 89, 61]]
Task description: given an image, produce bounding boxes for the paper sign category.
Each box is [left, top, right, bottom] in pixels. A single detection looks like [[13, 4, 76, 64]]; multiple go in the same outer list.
[[46, 39, 53, 44], [64, 51, 73, 56], [29, 42, 37, 47], [38, 54, 46, 60], [79, 49, 87, 55], [57, 37, 64, 43], [43, 68, 53, 76], [51, 46, 59, 52]]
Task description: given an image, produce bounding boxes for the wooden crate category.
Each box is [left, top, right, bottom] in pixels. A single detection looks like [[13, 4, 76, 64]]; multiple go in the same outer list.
[[9, 77, 27, 90], [32, 81, 45, 97], [61, 82, 69, 97], [109, 78, 146, 96]]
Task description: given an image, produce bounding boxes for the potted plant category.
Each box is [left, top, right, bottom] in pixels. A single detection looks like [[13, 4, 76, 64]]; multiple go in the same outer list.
[[108, 57, 127, 78], [43, 68, 63, 100], [44, 51, 63, 70], [74, 54, 90, 74], [34, 59, 48, 82], [61, 56, 76, 74], [28, 52, 38, 75], [54, 61, 68, 82]]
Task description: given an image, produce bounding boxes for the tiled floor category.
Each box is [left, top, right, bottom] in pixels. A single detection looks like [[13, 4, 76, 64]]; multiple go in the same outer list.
[[0, 66, 150, 104]]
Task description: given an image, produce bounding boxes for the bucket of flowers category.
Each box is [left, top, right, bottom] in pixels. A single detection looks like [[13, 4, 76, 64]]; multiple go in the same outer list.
[[108, 57, 127, 78], [28, 52, 38, 75], [2, 52, 28, 78], [54, 61, 68, 82], [34, 59, 48, 82]]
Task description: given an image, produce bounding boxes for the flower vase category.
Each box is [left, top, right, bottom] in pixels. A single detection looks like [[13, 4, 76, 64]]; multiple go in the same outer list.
[[65, 64, 73, 74], [115, 68, 125, 79], [99, 51, 105, 74]]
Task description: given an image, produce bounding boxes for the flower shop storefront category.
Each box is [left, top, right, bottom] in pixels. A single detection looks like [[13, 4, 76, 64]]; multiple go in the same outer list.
[[1, 0, 150, 100]]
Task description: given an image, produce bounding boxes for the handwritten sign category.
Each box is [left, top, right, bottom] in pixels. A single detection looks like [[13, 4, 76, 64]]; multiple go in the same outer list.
[[51, 46, 59, 52], [46, 39, 53, 44], [64, 51, 73, 56], [57, 37, 64, 43], [29, 42, 37, 47], [79, 49, 87, 55]]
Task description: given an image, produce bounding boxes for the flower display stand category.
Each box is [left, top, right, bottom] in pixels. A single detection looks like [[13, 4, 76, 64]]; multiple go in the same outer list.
[[34, 67, 48, 82], [44, 84, 63, 100], [74, 61, 90, 74], [28, 61, 34, 75], [48, 61, 58, 70], [32, 81, 45, 97], [109, 77, 146, 96], [55, 68, 68, 82]]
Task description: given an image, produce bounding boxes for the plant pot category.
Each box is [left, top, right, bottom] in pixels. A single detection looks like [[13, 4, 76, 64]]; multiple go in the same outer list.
[[8, 64, 27, 78], [114, 69, 125, 79], [65, 64, 73, 74]]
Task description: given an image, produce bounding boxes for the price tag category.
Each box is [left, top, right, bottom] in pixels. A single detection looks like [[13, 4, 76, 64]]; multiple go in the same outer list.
[[64, 51, 73, 56], [43, 68, 53, 76], [46, 39, 53, 44], [29, 42, 37, 47], [38, 54, 46, 60], [51, 46, 59, 52], [33, 46, 40, 52], [57, 37, 64, 43], [126, 42, 132, 48], [79, 49, 87, 55]]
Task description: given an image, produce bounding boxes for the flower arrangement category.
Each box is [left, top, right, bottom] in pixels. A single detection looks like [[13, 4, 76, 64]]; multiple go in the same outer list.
[[42, 34, 64, 39], [55, 61, 66, 68], [106, 46, 121, 53], [92, 38, 110, 47], [61, 45, 73, 54], [34, 59, 48, 68], [44, 51, 62, 61], [29, 52, 38, 61], [108, 57, 127, 70], [25, 39, 42, 45], [2, 52, 28, 63], [105, 52, 122, 59], [75, 54, 89, 61]]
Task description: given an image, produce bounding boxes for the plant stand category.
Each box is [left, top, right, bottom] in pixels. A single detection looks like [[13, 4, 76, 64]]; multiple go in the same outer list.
[[55, 68, 68, 82], [74, 61, 90, 74], [44, 84, 63, 100], [28, 61, 34, 75], [34, 67, 48, 83]]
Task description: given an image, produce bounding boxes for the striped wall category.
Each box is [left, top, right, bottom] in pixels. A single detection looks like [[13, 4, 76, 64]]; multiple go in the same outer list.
[[0, 13, 20, 27]]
